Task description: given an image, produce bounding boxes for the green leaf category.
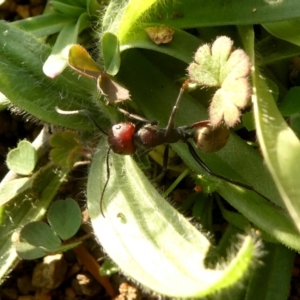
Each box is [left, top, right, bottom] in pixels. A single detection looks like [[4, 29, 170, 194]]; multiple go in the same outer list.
[[49, 131, 83, 169], [252, 70, 300, 234], [104, 0, 300, 77], [246, 242, 294, 300], [101, 32, 121, 76], [88, 139, 257, 297], [47, 199, 81, 240], [0, 177, 33, 206], [51, 241, 81, 253], [278, 87, 300, 116], [191, 193, 213, 231], [290, 113, 300, 138], [142, 0, 300, 29], [19, 221, 61, 251], [241, 25, 300, 236], [16, 240, 48, 260], [6, 141, 37, 175], [43, 13, 90, 78], [68, 44, 103, 78], [120, 25, 201, 65], [105, 0, 300, 48], [263, 19, 300, 46], [12, 13, 73, 37], [188, 36, 251, 127], [106, 0, 157, 42], [52, 1, 86, 17], [87, 0, 103, 15], [15, 238, 81, 260], [117, 48, 300, 251], [50, 130, 81, 148], [0, 22, 104, 131], [0, 165, 68, 281], [257, 36, 300, 66], [68, 44, 130, 103], [195, 174, 219, 194], [242, 111, 255, 131], [219, 203, 251, 232]]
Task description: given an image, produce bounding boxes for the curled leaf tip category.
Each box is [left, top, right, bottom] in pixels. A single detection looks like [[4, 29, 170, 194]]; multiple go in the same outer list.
[[43, 62, 61, 79]]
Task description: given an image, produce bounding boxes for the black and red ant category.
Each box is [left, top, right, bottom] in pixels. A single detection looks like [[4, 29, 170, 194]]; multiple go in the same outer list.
[[56, 80, 270, 216]]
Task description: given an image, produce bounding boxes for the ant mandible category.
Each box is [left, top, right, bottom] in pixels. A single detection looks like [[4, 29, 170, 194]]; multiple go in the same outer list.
[[56, 80, 269, 217]]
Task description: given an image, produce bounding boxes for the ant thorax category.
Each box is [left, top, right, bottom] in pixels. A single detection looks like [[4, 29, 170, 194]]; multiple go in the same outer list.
[[134, 124, 183, 149]]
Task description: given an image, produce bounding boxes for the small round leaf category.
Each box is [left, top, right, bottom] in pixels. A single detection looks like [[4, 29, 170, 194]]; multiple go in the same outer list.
[[20, 221, 61, 251], [47, 198, 81, 240], [101, 32, 120, 76], [16, 240, 48, 260], [6, 140, 37, 175], [68, 44, 102, 78]]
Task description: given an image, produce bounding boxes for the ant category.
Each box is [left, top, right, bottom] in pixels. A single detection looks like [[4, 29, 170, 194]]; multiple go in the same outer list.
[[56, 80, 270, 217]]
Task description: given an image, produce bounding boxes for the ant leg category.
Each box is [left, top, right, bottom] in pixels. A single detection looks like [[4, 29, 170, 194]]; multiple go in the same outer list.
[[55, 107, 108, 136], [100, 147, 112, 217], [186, 141, 271, 202], [162, 144, 170, 178], [116, 107, 158, 125], [179, 120, 211, 131], [153, 144, 170, 181], [165, 80, 190, 137], [139, 145, 170, 181]]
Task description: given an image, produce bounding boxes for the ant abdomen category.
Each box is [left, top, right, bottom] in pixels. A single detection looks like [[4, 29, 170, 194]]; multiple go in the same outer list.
[[193, 124, 229, 153]]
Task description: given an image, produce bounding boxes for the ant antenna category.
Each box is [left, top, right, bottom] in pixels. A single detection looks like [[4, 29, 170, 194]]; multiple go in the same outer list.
[[56, 106, 111, 217], [55, 107, 108, 136]]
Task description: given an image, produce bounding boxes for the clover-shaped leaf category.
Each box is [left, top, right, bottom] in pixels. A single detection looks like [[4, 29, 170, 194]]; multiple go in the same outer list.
[[20, 221, 61, 252], [188, 36, 251, 127], [50, 131, 83, 169], [6, 140, 37, 175], [16, 206, 81, 260], [47, 198, 81, 240], [101, 32, 120, 76]]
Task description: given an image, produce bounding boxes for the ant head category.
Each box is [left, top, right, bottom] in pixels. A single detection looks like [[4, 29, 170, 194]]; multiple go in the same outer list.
[[193, 124, 229, 153], [108, 123, 137, 155]]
